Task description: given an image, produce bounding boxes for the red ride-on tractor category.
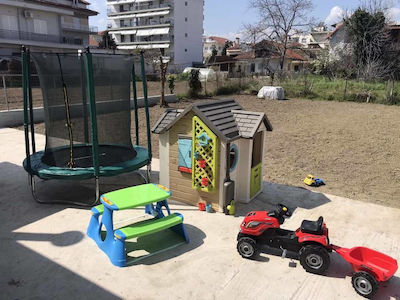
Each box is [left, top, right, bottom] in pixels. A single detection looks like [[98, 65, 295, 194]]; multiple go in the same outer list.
[[237, 204, 398, 298]]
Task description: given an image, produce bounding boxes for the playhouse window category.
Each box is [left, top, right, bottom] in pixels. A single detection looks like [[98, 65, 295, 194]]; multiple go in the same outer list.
[[229, 144, 238, 172], [178, 137, 192, 173]]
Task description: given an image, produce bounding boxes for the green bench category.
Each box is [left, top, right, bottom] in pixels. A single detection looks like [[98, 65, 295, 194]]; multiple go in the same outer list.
[[114, 213, 184, 241]]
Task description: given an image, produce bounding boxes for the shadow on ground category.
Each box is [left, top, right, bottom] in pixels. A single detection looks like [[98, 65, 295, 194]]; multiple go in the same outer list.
[[235, 181, 331, 217], [126, 223, 206, 266], [249, 241, 400, 300], [0, 161, 131, 299]]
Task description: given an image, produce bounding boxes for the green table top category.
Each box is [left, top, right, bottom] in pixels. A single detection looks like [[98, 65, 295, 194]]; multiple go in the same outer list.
[[100, 183, 171, 211]]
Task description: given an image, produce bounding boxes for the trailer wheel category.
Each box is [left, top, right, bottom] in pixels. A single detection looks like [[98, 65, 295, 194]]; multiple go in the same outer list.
[[237, 237, 257, 259], [299, 245, 330, 275], [352, 271, 378, 299]]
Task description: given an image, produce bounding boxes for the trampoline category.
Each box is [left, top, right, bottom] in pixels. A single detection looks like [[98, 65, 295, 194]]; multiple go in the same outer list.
[[22, 48, 152, 206]]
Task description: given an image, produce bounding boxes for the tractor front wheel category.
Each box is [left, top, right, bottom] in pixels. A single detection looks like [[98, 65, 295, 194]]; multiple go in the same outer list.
[[299, 244, 330, 275], [237, 237, 257, 259]]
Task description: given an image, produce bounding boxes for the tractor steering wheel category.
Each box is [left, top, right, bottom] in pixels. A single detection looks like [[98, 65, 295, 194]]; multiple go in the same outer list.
[[277, 204, 292, 217]]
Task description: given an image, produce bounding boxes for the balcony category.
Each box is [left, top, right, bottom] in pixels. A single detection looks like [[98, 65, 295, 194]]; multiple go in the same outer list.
[[108, 4, 171, 14], [107, 0, 172, 8], [120, 36, 170, 43], [108, 20, 173, 31], [0, 28, 83, 45], [61, 22, 98, 33]]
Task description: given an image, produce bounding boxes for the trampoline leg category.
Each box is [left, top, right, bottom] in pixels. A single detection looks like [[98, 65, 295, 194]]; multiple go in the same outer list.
[[146, 164, 151, 183], [94, 177, 100, 205], [29, 175, 43, 204]]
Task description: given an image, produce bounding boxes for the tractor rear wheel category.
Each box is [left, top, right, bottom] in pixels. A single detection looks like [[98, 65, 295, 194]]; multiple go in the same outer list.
[[299, 244, 330, 275]]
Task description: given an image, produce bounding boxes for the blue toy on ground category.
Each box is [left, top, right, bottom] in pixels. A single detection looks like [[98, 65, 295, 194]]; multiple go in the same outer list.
[[87, 184, 189, 267]]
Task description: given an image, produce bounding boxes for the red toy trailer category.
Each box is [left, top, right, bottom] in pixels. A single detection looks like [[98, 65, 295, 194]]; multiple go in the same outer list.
[[330, 245, 398, 298], [237, 204, 398, 299]]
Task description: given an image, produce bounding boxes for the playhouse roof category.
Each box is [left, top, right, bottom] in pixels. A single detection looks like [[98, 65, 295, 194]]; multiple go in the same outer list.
[[232, 110, 273, 138], [152, 99, 273, 142]]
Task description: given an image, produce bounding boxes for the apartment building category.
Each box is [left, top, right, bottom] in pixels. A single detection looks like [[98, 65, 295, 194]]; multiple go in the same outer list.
[[107, 0, 203, 69], [0, 0, 98, 55]]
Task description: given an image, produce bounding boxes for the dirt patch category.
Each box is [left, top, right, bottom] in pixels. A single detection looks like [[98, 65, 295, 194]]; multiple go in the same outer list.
[[233, 95, 400, 208], [18, 95, 400, 208]]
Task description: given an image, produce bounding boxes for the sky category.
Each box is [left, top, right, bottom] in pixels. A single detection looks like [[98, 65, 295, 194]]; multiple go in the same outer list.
[[88, 0, 400, 39]]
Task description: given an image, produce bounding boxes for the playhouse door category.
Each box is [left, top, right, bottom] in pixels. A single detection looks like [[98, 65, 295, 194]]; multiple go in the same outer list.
[[250, 131, 263, 198]]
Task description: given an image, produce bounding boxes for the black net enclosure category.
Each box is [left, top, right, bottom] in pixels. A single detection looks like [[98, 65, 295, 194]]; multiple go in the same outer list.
[[22, 50, 152, 205]]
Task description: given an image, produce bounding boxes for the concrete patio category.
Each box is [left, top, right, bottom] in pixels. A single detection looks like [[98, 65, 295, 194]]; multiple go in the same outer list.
[[1, 128, 399, 299]]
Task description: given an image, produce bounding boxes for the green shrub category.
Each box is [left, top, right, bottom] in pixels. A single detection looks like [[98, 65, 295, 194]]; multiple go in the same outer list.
[[188, 69, 202, 98], [215, 85, 242, 95], [167, 75, 175, 94], [176, 72, 190, 81]]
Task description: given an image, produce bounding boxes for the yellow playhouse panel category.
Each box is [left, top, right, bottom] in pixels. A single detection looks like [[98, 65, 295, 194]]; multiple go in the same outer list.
[[192, 116, 219, 192]]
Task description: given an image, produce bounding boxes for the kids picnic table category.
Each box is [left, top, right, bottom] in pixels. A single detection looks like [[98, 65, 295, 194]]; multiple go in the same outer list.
[[87, 184, 189, 267]]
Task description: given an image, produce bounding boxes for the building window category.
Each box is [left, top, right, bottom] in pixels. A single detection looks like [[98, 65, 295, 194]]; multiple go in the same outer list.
[[185, 33, 188, 37], [204, 47, 208, 50], [121, 35, 125, 43], [229, 144, 239, 172], [185, 1, 188, 6], [33, 19, 47, 34], [119, 4, 124, 12], [178, 137, 192, 173], [185, 49, 187, 52], [185, 17, 188, 22], [0, 15, 18, 31], [130, 34, 135, 42], [120, 19, 125, 27]]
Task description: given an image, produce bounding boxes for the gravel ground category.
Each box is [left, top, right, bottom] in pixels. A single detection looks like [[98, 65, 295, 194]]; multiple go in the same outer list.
[[17, 95, 400, 208]]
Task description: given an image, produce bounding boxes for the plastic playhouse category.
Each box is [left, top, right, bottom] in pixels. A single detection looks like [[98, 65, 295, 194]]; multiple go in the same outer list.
[[152, 99, 273, 212], [87, 183, 189, 267]]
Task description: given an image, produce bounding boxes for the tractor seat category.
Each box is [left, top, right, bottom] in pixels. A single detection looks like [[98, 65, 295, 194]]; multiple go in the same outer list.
[[301, 216, 324, 235]]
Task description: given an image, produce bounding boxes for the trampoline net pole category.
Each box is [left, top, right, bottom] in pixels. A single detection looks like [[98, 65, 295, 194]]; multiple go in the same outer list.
[[22, 48, 31, 172], [27, 50, 36, 154], [132, 60, 139, 146], [140, 51, 152, 161], [80, 54, 90, 144], [85, 51, 100, 178]]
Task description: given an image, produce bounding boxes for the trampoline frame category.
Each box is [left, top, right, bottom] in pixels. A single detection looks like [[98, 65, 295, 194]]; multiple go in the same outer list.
[[22, 47, 153, 206]]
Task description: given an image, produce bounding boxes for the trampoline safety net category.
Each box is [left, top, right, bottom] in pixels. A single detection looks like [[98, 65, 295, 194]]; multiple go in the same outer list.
[[32, 53, 137, 169]]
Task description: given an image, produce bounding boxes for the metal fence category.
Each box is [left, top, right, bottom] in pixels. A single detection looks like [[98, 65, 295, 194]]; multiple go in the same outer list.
[[0, 74, 41, 111]]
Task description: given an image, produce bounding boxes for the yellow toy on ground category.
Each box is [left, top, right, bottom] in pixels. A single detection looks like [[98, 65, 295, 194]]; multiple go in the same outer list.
[[304, 174, 325, 187]]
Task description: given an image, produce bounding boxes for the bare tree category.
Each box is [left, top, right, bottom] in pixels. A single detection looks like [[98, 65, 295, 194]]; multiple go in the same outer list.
[[359, 0, 393, 14], [159, 49, 169, 107], [249, 0, 314, 70], [242, 23, 263, 46], [142, 49, 169, 107], [344, 7, 393, 80]]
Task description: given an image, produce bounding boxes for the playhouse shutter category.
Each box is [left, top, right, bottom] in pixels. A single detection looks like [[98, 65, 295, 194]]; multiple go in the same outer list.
[[178, 138, 192, 171]]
